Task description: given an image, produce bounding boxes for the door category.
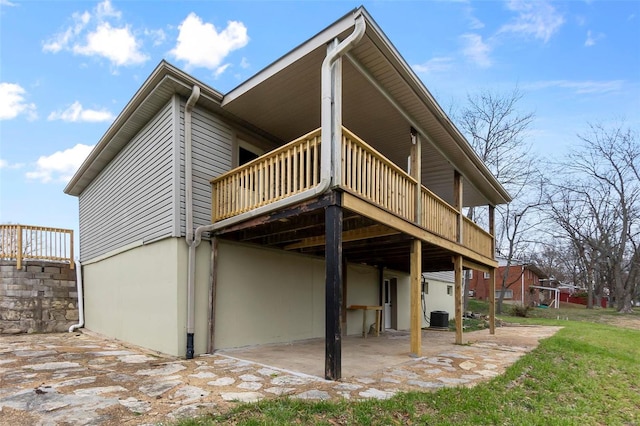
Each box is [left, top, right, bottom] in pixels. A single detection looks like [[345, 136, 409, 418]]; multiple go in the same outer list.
[[384, 279, 391, 329], [383, 278, 398, 329]]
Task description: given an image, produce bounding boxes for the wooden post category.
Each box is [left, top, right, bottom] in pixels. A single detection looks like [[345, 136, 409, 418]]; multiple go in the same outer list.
[[325, 200, 343, 380], [69, 229, 75, 270], [454, 254, 463, 344], [410, 239, 422, 356], [410, 128, 421, 225], [207, 237, 218, 353], [489, 205, 496, 257], [16, 225, 22, 270], [488, 205, 496, 335], [489, 267, 496, 335], [454, 171, 463, 244]]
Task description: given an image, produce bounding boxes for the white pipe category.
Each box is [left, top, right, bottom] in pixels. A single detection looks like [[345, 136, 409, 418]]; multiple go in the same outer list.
[[185, 86, 201, 245], [68, 259, 84, 332], [186, 13, 366, 358], [184, 86, 201, 359]]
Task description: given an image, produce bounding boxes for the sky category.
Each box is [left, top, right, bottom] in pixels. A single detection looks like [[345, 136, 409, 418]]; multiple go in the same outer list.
[[1, 0, 638, 252]]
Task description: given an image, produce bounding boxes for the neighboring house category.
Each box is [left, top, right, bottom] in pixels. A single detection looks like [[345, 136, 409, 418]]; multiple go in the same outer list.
[[64, 7, 510, 380], [469, 258, 546, 306]]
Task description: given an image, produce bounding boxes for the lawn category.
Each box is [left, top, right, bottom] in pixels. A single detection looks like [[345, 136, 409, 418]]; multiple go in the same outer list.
[[174, 304, 640, 426]]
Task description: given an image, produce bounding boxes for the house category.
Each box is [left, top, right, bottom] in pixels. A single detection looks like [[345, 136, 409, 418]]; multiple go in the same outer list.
[[64, 7, 510, 380], [469, 259, 546, 306]]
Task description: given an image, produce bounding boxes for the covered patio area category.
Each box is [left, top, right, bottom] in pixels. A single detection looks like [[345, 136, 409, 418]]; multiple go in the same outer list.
[[217, 326, 560, 381]]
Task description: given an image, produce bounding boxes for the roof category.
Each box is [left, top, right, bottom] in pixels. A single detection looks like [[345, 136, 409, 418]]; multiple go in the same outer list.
[[66, 6, 511, 207]]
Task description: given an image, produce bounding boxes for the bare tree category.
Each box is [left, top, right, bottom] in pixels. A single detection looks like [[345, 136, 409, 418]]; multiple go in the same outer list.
[[456, 88, 539, 314], [546, 122, 639, 312]]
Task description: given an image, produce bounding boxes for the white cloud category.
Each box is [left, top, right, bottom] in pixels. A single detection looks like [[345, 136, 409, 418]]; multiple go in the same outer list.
[[26, 144, 94, 183], [462, 5, 485, 30], [584, 30, 604, 47], [145, 28, 166, 47], [413, 57, 455, 74], [0, 0, 17, 6], [240, 57, 250, 69], [460, 34, 492, 68], [48, 101, 114, 123], [524, 80, 624, 95], [499, 0, 564, 43], [170, 13, 249, 70], [214, 63, 232, 79], [43, 0, 149, 67], [0, 82, 37, 120], [0, 159, 25, 169], [73, 22, 148, 66]]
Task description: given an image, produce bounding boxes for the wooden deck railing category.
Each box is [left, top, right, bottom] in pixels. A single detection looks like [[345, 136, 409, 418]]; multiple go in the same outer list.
[[211, 127, 493, 258], [463, 216, 493, 258], [211, 129, 321, 221], [342, 128, 416, 222], [421, 188, 458, 242], [0, 224, 74, 269]]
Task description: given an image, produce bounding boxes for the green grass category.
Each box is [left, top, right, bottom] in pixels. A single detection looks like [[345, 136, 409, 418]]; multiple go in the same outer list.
[[174, 305, 640, 426]]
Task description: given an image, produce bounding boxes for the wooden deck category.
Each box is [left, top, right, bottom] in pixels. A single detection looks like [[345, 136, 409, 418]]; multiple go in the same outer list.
[[211, 127, 493, 263]]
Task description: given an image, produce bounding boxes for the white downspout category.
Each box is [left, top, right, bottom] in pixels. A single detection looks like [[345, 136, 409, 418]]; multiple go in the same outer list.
[[184, 86, 201, 359], [68, 259, 84, 332], [185, 14, 366, 357]]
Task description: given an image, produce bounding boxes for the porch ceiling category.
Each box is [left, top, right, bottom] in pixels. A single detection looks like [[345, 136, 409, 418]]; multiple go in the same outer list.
[[222, 8, 510, 208]]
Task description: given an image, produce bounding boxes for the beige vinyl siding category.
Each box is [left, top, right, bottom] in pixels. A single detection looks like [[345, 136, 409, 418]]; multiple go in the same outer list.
[[79, 101, 175, 261], [178, 102, 233, 235]]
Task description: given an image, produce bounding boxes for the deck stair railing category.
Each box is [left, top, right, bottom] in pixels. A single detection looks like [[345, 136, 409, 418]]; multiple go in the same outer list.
[[0, 224, 74, 270]]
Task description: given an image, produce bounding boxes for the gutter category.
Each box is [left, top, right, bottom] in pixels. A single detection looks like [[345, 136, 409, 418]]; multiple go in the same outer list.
[[184, 12, 366, 358], [68, 259, 84, 332]]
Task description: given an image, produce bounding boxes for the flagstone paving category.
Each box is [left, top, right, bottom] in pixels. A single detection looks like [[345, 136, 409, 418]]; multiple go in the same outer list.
[[0, 326, 560, 425]]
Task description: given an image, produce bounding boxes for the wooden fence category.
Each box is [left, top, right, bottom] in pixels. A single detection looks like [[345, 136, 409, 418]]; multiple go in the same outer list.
[[0, 224, 74, 269]]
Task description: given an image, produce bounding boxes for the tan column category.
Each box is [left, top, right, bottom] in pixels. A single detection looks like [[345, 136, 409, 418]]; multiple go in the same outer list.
[[489, 267, 496, 334], [454, 254, 463, 344], [488, 205, 496, 335], [410, 239, 422, 356]]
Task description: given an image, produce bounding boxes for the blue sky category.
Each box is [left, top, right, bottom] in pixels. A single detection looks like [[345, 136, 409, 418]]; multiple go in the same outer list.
[[1, 0, 638, 249]]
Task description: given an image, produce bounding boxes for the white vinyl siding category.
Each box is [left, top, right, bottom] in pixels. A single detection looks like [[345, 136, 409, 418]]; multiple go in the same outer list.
[[79, 101, 175, 261], [178, 102, 233, 235]]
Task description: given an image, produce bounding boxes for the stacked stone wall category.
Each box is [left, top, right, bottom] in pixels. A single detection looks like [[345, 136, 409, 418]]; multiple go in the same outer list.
[[0, 260, 78, 333]]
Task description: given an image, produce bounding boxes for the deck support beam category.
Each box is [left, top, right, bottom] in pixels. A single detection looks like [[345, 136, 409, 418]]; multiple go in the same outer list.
[[488, 205, 496, 335], [489, 267, 496, 334], [325, 198, 343, 380], [410, 239, 422, 356], [454, 254, 463, 344]]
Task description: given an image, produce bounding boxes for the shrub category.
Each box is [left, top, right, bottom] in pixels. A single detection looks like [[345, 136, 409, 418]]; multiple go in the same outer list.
[[510, 304, 531, 317]]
